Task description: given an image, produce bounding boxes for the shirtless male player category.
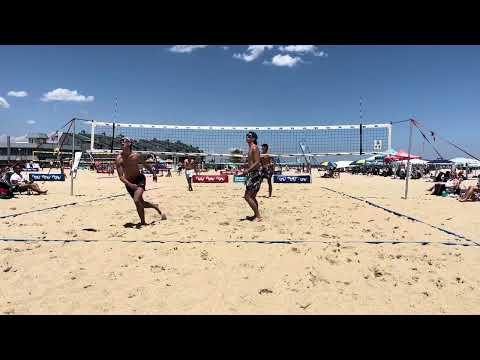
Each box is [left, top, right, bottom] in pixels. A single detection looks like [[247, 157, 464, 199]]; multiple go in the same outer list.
[[241, 131, 263, 221], [260, 143, 275, 198], [184, 157, 195, 191], [116, 138, 166, 226]]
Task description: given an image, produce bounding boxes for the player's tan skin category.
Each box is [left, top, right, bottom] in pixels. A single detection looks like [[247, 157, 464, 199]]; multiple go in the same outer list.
[[184, 158, 195, 191], [116, 139, 166, 225], [241, 134, 262, 221], [260, 144, 274, 198]]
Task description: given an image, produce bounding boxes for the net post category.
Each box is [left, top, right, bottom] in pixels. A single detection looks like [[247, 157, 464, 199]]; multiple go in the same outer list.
[[404, 119, 413, 199], [71, 118, 75, 196], [110, 122, 116, 154], [90, 121, 95, 151], [7, 136, 11, 164], [387, 124, 392, 150], [359, 123, 363, 155]]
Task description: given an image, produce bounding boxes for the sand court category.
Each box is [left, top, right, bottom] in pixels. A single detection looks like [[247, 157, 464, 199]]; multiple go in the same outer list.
[[1, 169, 480, 314], [1, 170, 477, 244]]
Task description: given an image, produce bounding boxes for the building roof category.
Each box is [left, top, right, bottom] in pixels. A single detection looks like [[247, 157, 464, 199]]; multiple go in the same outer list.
[[28, 133, 49, 139]]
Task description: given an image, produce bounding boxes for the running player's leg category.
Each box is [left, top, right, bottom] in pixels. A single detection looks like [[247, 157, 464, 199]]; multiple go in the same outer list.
[[143, 200, 167, 220], [132, 187, 147, 225]]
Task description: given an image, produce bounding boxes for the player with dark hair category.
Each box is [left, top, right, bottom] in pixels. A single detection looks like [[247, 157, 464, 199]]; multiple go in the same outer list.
[[115, 138, 166, 226], [241, 131, 263, 221], [260, 143, 274, 198]]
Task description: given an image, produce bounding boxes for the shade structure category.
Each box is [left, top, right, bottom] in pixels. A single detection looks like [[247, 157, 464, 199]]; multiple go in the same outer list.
[[395, 150, 421, 160], [350, 159, 367, 166], [449, 157, 480, 167], [320, 161, 336, 168], [335, 160, 353, 168], [394, 159, 428, 165], [427, 159, 453, 165]]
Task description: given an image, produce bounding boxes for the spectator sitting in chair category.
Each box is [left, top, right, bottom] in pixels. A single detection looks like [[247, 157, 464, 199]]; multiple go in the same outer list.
[[9, 163, 48, 195]]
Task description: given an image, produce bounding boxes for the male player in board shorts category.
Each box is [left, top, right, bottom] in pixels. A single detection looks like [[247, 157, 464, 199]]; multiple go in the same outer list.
[[184, 157, 195, 191], [241, 131, 263, 221], [116, 138, 166, 226], [260, 143, 275, 198]]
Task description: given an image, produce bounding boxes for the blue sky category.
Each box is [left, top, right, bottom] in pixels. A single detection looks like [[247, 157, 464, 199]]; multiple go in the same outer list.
[[0, 45, 479, 159]]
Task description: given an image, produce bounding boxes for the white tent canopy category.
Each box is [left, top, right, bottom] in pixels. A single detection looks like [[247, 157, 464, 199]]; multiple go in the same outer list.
[[335, 160, 354, 168], [393, 159, 428, 165], [449, 157, 480, 167]]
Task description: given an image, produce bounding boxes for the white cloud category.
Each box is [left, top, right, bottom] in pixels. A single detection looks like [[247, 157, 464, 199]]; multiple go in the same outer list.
[[233, 45, 274, 62], [222, 46, 229, 50], [279, 45, 328, 58], [279, 45, 317, 53], [269, 54, 302, 67], [26, 120, 36, 125], [169, 45, 208, 53], [41, 88, 94, 103], [0, 97, 10, 109], [7, 90, 28, 97]]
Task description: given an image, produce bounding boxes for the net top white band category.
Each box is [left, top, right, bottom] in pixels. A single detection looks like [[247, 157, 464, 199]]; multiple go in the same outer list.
[[83, 120, 391, 131]]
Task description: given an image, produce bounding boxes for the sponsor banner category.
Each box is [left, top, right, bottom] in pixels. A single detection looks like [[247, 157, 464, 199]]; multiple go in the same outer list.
[[29, 173, 65, 182], [193, 174, 228, 183], [233, 175, 246, 183], [273, 175, 311, 184], [23, 168, 41, 172]]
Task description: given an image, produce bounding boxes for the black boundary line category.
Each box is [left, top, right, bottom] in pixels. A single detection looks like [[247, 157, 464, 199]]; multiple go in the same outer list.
[[319, 186, 480, 246], [0, 187, 163, 220], [0, 238, 476, 247]]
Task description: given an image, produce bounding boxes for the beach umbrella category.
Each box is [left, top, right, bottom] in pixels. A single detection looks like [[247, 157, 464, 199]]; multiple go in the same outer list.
[[320, 161, 336, 168], [384, 148, 398, 155], [395, 150, 421, 160], [350, 159, 367, 166]]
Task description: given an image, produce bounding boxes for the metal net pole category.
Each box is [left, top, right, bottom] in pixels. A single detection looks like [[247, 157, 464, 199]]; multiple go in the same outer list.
[[70, 118, 75, 196]]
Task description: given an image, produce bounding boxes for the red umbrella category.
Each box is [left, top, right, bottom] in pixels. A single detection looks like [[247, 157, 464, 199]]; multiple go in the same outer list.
[[395, 150, 421, 160]]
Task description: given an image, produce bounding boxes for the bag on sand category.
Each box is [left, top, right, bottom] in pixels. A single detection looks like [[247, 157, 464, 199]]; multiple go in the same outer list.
[[0, 182, 14, 199]]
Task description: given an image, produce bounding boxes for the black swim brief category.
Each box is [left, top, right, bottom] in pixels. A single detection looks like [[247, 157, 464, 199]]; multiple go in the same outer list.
[[245, 170, 263, 193], [125, 174, 146, 198]]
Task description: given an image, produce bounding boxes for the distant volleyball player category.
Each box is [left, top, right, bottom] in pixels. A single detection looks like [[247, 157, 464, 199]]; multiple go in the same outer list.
[[184, 157, 195, 191], [241, 131, 263, 221], [260, 143, 275, 198], [115, 138, 166, 226]]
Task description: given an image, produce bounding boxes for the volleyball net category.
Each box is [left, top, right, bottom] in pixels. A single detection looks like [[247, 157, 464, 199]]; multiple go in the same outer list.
[[74, 118, 392, 163]]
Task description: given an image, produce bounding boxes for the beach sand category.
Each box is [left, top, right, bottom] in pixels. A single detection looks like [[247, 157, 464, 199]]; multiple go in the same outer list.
[[1, 170, 479, 314]]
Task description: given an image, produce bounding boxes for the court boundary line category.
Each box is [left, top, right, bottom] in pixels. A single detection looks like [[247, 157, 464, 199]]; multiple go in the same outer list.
[[319, 186, 479, 246], [0, 238, 477, 247], [0, 187, 163, 220]]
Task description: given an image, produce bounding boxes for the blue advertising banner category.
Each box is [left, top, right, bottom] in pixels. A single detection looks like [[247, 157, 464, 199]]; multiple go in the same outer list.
[[273, 175, 311, 184], [29, 173, 65, 182], [233, 175, 246, 183]]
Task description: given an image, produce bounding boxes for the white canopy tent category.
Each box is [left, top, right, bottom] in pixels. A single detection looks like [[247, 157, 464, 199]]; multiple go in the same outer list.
[[449, 157, 480, 167], [335, 160, 354, 169]]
